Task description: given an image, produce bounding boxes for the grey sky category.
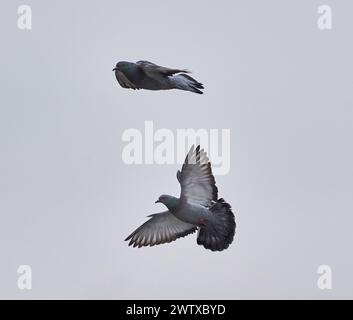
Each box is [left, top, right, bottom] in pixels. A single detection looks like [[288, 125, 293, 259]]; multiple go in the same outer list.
[[0, 0, 352, 299]]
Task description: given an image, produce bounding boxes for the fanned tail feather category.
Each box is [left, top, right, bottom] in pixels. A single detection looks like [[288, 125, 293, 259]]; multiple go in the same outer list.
[[197, 199, 236, 251]]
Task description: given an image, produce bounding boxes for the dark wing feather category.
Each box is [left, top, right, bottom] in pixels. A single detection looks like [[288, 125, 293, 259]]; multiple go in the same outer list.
[[115, 70, 138, 89], [136, 60, 189, 77], [125, 211, 197, 248]]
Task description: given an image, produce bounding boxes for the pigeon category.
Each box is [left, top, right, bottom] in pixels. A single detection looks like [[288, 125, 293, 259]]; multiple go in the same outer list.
[[112, 60, 204, 94], [125, 146, 236, 251]]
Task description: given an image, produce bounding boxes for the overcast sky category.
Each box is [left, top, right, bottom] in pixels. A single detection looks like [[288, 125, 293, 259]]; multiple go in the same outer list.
[[0, 0, 352, 299]]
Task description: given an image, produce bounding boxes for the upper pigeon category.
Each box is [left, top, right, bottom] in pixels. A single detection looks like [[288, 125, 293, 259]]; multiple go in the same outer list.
[[113, 60, 204, 94], [125, 146, 236, 251]]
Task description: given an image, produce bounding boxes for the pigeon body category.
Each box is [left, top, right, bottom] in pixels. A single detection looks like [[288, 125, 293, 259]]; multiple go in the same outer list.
[[113, 60, 204, 94], [125, 146, 236, 252]]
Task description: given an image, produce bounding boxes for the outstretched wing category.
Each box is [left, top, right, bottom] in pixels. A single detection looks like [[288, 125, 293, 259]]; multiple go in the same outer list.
[[125, 211, 197, 248], [136, 60, 189, 77], [178, 145, 218, 207], [115, 70, 138, 89]]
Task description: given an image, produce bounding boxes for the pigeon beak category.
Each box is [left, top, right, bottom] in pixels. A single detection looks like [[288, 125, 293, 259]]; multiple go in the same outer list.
[[112, 67, 117, 72], [155, 200, 160, 204]]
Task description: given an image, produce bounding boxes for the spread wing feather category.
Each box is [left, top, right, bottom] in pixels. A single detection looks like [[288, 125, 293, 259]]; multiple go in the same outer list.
[[178, 145, 218, 207], [125, 211, 197, 248]]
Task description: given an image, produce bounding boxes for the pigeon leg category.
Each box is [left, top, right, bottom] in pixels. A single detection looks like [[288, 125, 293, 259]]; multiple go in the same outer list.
[[198, 218, 208, 227]]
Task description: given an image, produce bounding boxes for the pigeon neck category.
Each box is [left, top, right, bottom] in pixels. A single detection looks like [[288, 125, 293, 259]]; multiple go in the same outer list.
[[164, 196, 180, 213]]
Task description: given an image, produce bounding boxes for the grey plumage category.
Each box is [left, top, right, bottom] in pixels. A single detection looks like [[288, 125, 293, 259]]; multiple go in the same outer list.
[[113, 60, 204, 94], [125, 146, 236, 252]]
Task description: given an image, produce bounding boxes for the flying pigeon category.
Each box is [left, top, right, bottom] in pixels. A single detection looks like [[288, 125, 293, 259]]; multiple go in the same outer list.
[[125, 146, 236, 251], [113, 60, 204, 94]]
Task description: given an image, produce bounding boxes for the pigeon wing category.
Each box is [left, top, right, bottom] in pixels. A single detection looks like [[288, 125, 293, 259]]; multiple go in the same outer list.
[[178, 145, 218, 207], [125, 211, 197, 247], [136, 60, 189, 77], [115, 70, 138, 89]]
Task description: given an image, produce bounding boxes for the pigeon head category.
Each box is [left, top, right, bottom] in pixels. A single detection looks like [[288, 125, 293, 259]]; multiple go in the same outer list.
[[112, 61, 135, 73], [155, 194, 179, 211]]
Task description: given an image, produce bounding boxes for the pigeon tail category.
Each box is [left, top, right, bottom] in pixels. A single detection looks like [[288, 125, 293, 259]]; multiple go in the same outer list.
[[172, 74, 204, 94], [197, 199, 235, 251]]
